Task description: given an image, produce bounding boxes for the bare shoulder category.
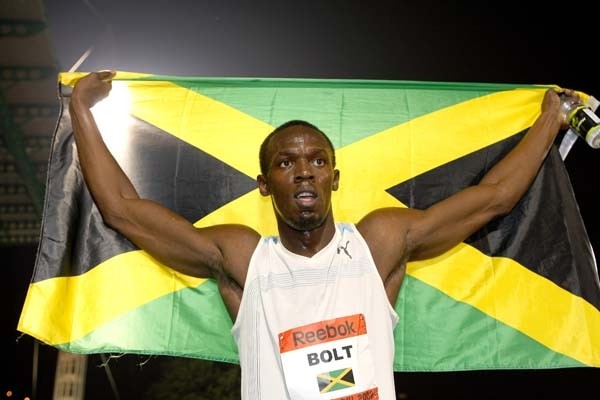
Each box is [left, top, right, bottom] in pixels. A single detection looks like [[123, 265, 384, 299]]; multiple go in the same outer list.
[[199, 224, 261, 285], [356, 207, 423, 285], [201, 223, 262, 260], [357, 207, 421, 246]]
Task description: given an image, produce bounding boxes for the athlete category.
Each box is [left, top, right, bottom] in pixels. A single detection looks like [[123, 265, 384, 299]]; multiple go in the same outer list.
[[70, 70, 574, 399]]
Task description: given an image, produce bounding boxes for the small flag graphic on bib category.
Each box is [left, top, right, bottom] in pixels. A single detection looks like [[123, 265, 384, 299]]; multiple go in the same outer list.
[[318, 368, 355, 393]]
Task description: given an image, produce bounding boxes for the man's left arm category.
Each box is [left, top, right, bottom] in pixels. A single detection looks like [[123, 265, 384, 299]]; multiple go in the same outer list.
[[361, 88, 571, 272], [404, 88, 570, 261]]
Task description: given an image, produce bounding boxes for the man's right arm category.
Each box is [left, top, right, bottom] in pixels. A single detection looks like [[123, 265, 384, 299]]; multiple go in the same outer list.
[[69, 71, 259, 287]]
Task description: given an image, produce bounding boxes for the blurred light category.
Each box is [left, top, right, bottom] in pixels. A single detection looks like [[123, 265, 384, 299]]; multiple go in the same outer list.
[[91, 81, 133, 160]]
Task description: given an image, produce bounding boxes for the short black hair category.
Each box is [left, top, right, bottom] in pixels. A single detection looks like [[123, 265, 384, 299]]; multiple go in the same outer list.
[[259, 120, 336, 176]]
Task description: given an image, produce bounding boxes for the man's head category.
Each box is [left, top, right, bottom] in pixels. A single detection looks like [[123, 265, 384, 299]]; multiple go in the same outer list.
[[257, 120, 339, 232], [259, 120, 336, 176]]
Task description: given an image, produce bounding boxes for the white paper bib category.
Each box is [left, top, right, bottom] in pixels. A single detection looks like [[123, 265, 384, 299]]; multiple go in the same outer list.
[[279, 314, 379, 400]]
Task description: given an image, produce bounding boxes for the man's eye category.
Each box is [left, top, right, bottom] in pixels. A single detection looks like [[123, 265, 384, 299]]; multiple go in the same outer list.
[[313, 158, 325, 166], [279, 160, 291, 167]]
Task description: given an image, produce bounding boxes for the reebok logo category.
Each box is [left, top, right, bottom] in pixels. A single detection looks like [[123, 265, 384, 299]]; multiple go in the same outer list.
[[293, 320, 356, 347], [279, 314, 367, 353]]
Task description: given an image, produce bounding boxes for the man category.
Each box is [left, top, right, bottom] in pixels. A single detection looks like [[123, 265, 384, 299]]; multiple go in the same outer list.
[[70, 70, 573, 399]]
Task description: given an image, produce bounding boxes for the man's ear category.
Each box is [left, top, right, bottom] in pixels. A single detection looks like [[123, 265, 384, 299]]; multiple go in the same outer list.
[[257, 174, 270, 196], [332, 169, 340, 191]]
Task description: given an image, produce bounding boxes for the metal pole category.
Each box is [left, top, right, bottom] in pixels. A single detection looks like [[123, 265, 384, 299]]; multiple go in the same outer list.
[[32, 340, 39, 399]]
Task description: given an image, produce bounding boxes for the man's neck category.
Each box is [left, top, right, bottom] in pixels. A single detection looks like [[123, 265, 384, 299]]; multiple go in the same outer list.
[[278, 218, 336, 257]]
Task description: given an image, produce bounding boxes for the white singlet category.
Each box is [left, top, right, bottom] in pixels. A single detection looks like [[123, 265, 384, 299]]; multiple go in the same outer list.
[[231, 222, 399, 400]]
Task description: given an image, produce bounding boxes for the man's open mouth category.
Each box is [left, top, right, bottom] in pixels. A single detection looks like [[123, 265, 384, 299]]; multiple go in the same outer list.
[[295, 191, 317, 206]]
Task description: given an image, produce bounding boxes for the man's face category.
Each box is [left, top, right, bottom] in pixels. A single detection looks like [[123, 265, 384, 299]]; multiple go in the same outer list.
[[258, 125, 339, 232]]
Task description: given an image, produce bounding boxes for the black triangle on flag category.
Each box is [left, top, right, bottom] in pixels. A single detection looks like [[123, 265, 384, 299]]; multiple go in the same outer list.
[[388, 131, 600, 310], [119, 115, 257, 223], [35, 101, 256, 281]]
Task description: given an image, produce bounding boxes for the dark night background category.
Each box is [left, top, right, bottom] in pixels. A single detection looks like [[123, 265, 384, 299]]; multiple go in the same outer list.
[[3, 1, 600, 399]]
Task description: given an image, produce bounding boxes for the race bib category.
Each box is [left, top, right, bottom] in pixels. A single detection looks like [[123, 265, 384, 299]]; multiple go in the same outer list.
[[279, 314, 379, 400]]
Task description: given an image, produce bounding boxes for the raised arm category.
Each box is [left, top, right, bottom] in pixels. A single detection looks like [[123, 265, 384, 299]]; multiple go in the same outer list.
[[69, 72, 259, 301], [359, 88, 572, 299]]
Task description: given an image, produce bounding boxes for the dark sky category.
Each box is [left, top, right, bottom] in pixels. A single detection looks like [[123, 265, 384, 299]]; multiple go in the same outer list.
[[5, 0, 600, 399]]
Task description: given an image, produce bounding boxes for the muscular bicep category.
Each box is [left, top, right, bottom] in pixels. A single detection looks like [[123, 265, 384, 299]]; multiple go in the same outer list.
[[361, 182, 504, 269], [359, 197, 497, 307], [103, 197, 259, 286], [406, 183, 506, 260]]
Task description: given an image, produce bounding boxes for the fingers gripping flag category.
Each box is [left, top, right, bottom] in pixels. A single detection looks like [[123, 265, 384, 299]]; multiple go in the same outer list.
[[17, 72, 600, 371]]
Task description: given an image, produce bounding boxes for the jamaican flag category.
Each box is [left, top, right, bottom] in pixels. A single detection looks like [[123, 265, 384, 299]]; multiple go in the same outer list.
[[17, 72, 600, 371]]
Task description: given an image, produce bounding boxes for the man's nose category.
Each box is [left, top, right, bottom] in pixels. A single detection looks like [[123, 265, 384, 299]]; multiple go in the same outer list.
[[294, 159, 314, 181]]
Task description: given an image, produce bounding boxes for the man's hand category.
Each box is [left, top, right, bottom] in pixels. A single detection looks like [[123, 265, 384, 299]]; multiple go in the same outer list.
[[544, 88, 579, 130], [71, 70, 116, 109]]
